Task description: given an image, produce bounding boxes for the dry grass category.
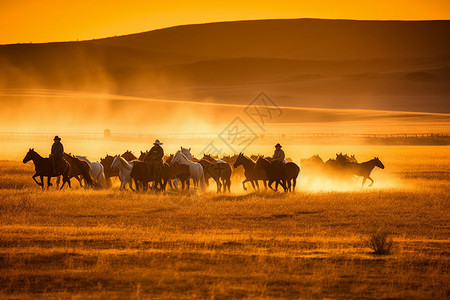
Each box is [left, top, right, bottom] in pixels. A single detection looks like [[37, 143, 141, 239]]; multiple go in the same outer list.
[[0, 147, 449, 299]]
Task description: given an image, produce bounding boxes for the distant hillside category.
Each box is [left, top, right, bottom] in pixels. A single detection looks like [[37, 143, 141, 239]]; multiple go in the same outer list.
[[0, 19, 449, 112]]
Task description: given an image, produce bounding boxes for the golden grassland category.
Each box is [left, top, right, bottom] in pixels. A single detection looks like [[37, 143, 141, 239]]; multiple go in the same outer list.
[[0, 146, 449, 299]]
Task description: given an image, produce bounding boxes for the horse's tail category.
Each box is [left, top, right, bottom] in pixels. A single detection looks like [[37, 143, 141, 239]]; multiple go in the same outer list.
[[71, 157, 98, 188]]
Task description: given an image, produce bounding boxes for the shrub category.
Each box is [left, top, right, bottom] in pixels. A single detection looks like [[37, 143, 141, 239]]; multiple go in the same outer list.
[[367, 230, 393, 255]]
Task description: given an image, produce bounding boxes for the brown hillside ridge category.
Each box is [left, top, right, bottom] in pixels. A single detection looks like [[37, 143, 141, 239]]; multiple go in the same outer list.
[[0, 18, 449, 112]]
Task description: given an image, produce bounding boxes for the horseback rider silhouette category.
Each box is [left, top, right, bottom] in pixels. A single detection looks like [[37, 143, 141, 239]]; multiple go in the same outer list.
[[50, 136, 65, 175], [145, 139, 164, 175], [271, 143, 285, 164]]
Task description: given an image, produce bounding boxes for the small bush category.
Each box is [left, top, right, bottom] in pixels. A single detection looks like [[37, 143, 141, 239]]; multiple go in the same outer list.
[[367, 230, 393, 255]]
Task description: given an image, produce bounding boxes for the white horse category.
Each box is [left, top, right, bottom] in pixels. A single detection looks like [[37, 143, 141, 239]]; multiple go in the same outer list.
[[180, 146, 193, 160], [111, 155, 135, 191], [76, 155, 106, 187], [172, 150, 204, 189]]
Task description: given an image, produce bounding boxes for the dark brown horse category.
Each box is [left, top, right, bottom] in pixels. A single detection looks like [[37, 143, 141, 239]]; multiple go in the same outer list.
[[122, 150, 137, 161], [165, 154, 191, 190], [200, 154, 232, 193], [63, 153, 97, 188], [255, 157, 288, 192], [233, 153, 267, 191], [23, 149, 70, 190], [344, 157, 385, 187]]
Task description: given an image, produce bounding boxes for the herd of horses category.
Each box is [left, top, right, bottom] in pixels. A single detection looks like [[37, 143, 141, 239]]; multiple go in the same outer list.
[[23, 147, 384, 192]]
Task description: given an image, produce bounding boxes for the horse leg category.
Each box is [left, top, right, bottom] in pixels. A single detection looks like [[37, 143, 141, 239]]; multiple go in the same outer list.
[[282, 179, 288, 192], [242, 179, 248, 191], [40, 175, 44, 190], [47, 177, 52, 189], [56, 176, 61, 189], [263, 181, 268, 190], [250, 180, 256, 191], [368, 177, 374, 187], [128, 178, 135, 191], [361, 177, 367, 188], [216, 179, 221, 193], [32, 174, 42, 187]]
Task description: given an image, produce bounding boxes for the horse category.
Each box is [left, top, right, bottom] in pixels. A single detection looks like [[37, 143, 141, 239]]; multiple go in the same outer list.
[[122, 150, 137, 161], [255, 157, 288, 192], [171, 151, 204, 189], [76, 155, 106, 187], [233, 153, 267, 191], [200, 154, 232, 193], [23, 148, 70, 190], [165, 154, 191, 190], [100, 155, 118, 187], [111, 155, 135, 191], [222, 154, 244, 181], [345, 157, 385, 187], [139, 151, 148, 161], [300, 155, 325, 176], [62, 153, 97, 188], [265, 158, 300, 192], [180, 147, 200, 162]]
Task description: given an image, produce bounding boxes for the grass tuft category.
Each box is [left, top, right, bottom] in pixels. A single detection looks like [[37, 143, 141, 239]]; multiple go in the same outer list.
[[367, 230, 393, 255]]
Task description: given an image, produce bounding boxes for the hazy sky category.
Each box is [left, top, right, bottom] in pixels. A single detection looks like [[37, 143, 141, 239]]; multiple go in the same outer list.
[[1, 0, 449, 44]]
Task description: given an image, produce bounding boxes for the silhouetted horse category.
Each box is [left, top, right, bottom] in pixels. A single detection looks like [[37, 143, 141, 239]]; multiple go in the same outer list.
[[165, 154, 190, 190], [233, 153, 267, 191], [63, 153, 97, 188], [200, 154, 232, 193], [255, 157, 288, 192], [346, 157, 385, 187], [221, 154, 244, 181], [264, 157, 299, 191], [23, 148, 70, 190], [122, 150, 137, 161], [100, 155, 118, 187]]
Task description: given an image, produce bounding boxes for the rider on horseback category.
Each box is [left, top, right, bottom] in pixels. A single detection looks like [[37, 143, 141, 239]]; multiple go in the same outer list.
[[50, 136, 64, 175], [146, 139, 165, 175], [148, 139, 164, 163], [272, 143, 285, 164]]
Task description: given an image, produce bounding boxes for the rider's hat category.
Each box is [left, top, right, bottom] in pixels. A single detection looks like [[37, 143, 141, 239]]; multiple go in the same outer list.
[[275, 143, 282, 148], [54, 136, 61, 141], [153, 139, 163, 145]]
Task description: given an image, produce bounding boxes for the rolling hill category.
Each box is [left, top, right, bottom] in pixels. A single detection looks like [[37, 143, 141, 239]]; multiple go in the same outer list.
[[0, 18, 449, 113]]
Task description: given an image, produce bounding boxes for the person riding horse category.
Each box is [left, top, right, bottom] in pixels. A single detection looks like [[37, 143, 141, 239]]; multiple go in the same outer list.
[[50, 136, 65, 175], [272, 143, 285, 164], [146, 139, 165, 175]]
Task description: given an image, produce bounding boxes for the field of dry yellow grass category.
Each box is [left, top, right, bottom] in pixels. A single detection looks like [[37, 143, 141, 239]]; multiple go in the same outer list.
[[0, 145, 449, 299]]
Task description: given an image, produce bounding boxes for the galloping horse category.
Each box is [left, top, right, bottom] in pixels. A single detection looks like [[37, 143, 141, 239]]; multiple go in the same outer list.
[[23, 148, 70, 190], [111, 155, 135, 191], [233, 153, 267, 191], [76, 155, 106, 187], [200, 154, 232, 193], [255, 157, 288, 192], [63, 153, 97, 188], [346, 157, 385, 187], [171, 151, 204, 189]]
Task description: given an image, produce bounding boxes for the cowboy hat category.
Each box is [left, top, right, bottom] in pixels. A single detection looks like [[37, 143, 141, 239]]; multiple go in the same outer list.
[[275, 143, 282, 148], [53, 136, 61, 141], [153, 139, 163, 145]]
